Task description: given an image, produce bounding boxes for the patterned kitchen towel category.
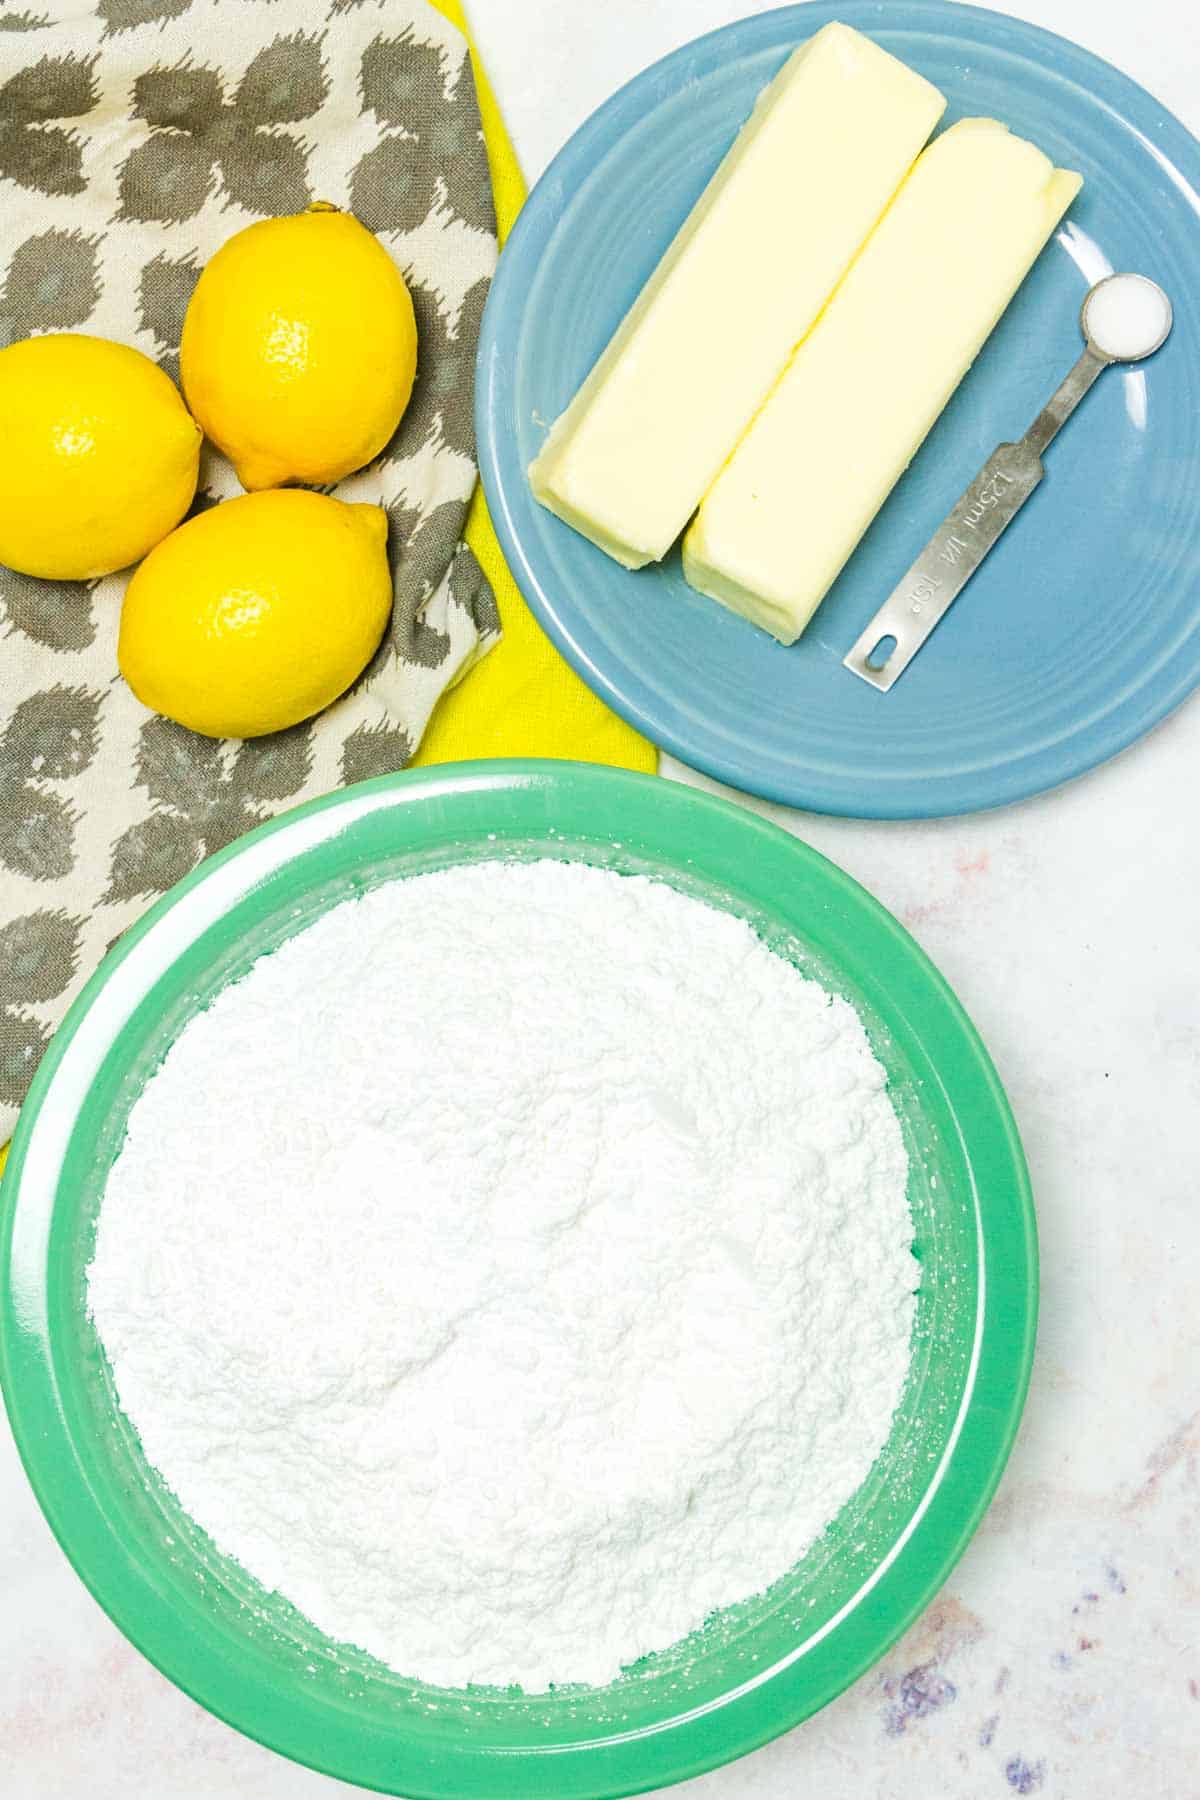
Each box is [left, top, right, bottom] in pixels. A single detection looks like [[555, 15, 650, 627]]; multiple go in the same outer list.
[[0, 0, 500, 1142]]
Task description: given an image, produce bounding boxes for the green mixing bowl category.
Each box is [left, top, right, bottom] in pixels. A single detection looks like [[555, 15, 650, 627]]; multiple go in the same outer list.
[[0, 761, 1034, 1798]]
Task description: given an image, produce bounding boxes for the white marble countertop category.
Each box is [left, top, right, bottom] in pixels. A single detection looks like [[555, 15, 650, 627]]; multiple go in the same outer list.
[[3, 1, 1198, 1795]]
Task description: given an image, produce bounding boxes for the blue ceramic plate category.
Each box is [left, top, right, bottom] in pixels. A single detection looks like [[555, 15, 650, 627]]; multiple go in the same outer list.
[[476, 1, 1200, 817]]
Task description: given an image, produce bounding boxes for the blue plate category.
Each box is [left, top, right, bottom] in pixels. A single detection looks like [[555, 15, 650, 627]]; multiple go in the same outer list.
[[476, 1, 1200, 817]]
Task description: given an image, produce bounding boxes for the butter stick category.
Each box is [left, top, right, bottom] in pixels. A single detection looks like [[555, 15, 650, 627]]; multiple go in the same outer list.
[[683, 119, 1082, 642], [529, 23, 945, 570]]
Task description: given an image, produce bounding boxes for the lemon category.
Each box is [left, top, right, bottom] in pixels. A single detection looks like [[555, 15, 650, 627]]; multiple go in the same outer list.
[[0, 333, 201, 581], [118, 490, 392, 739], [180, 205, 418, 491]]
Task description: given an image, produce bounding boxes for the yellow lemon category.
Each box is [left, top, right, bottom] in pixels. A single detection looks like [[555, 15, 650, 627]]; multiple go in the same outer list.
[[180, 205, 418, 491], [0, 333, 201, 581], [118, 490, 392, 739]]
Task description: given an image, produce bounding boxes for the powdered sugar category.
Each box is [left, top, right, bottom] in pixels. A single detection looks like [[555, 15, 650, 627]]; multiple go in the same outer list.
[[87, 858, 916, 1691]]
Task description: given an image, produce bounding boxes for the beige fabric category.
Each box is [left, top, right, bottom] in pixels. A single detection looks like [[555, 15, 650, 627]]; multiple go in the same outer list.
[[0, 0, 499, 1137]]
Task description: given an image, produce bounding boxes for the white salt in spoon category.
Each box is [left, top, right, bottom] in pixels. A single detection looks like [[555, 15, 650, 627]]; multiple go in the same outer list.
[[844, 273, 1173, 691]]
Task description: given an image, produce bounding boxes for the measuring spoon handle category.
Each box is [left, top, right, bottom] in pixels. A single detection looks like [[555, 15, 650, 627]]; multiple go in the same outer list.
[[1025, 343, 1112, 456], [845, 347, 1113, 691], [843, 441, 1042, 691]]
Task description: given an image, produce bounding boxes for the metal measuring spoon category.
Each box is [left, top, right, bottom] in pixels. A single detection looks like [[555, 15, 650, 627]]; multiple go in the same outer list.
[[843, 274, 1173, 692]]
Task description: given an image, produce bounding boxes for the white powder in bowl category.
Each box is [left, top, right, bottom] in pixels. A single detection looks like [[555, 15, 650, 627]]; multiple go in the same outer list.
[[87, 859, 916, 1692]]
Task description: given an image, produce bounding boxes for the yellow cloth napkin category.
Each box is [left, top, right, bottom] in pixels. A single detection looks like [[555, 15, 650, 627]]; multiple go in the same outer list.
[[417, 0, 656, 772]]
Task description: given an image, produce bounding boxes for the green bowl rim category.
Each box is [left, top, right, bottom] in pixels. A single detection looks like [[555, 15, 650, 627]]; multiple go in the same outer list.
[[0, 759, 1036, 1798]]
